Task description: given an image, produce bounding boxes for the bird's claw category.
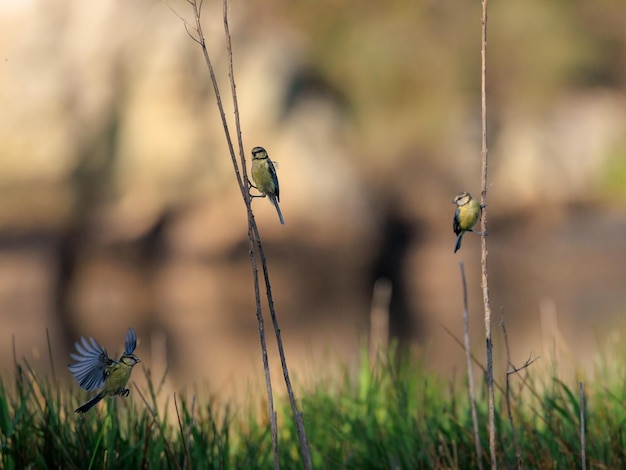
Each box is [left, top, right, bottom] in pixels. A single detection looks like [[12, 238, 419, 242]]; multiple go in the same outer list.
[[469, 229, 487, 236]]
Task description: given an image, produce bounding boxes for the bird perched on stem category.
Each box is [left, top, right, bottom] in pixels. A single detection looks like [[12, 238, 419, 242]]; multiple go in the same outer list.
[[250, 146, 284, 224], [452, 191, 483, 253], [68, 328, 140, 414]]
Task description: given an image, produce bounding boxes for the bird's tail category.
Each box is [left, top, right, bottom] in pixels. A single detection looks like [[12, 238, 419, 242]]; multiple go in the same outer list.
[[454, 232, 464, 253], [269, 195, 285, 225], [75, 391, 105, 414]]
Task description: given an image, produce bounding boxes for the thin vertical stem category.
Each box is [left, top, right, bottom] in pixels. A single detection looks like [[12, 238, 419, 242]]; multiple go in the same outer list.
[[501, 313, 523, 470], [221, 1, 311, 467], [479, 0, 496, 468], [460, 262, 484, 470], [187, 2, 280, 467]]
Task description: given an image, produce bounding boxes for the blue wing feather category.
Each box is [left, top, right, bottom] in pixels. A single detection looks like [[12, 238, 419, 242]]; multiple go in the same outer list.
[[68, 336, 110, 391], [268, 160, 280, 202], [125, 328, 137, 355], [453, 207, 461, 235]]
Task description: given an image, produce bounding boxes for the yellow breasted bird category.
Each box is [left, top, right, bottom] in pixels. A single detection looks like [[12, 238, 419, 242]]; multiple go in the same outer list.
[[452, 191, 482, 253], [250, 146, 284, 224], [68, 328, 140, 413]]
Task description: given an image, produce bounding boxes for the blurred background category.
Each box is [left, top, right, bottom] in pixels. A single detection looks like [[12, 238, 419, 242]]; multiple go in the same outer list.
[[1, 0, 625, 401]]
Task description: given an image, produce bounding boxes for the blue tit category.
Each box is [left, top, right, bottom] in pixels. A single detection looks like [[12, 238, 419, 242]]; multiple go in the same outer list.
[[68, 328, 140, 414], [250, 146, 284, 225], [452, 191, 482, 253]]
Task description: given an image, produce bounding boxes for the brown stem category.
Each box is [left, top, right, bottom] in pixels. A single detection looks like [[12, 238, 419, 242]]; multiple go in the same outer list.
[[479, 0, 496, 468]]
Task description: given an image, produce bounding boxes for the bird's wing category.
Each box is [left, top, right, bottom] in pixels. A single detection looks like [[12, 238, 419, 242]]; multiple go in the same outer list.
[[68, 336, 111, 391], [124, 328, 137, 355], [268, 160, 280, 202], [453, 207, 462, 235]]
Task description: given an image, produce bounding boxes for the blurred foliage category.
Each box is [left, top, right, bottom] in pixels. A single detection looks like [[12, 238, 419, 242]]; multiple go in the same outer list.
[[2, 0, 625, 206], [276, 0, 626, 161], [4, 342, 626, 468], [599, 138, 626, 204]]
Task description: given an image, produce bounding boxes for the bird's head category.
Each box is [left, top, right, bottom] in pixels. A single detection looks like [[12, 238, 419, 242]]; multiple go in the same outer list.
[[452, 192, 472, 207], [120, 353, 140, 367], [251, 146, 268, 160]]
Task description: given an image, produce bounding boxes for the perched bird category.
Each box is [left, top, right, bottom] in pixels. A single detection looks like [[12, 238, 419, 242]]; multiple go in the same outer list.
[[250, 146, 284, 224], [452, 191, 482, 253], [68, 328, 140, 414]]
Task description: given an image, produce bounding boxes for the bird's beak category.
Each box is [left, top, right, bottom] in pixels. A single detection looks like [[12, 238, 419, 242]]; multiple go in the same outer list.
[[451, 199, 456, 204]]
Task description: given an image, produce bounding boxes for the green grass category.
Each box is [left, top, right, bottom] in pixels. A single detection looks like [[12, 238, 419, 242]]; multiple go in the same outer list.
[[2, 344, 626, 468]]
